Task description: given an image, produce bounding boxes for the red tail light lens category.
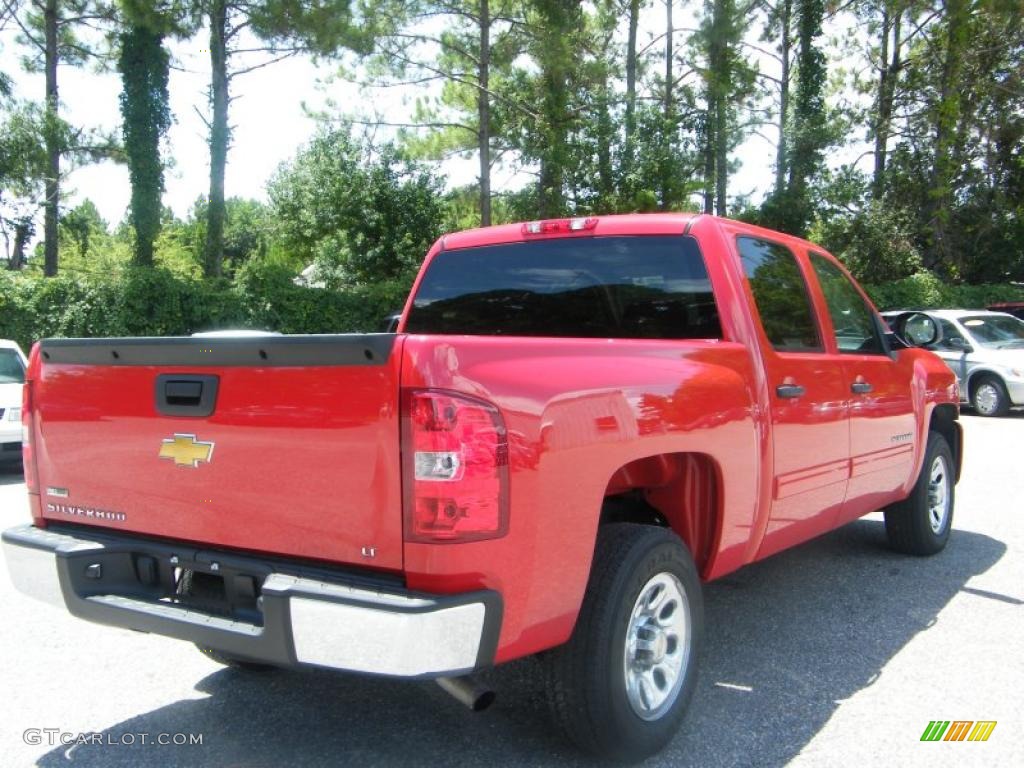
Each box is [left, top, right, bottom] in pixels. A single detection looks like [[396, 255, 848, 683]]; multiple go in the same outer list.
[[402, 390, 509, 543], [521, 217, 597, 235]]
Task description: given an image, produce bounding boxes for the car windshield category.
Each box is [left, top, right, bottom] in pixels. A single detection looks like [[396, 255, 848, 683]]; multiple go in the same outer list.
[[0, 349, 25, 384], [959, 315, 1024, 348]]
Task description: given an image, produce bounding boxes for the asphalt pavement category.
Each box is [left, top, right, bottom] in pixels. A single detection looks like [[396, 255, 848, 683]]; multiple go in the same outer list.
[[1, 410, 1021, 767]]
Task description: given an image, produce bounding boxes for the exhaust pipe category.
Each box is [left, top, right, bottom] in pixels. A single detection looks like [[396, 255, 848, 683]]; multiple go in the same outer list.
[[436, 675, 495, 711]]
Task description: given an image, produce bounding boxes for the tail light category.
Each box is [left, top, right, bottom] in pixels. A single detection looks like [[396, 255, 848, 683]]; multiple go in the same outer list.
[[22, 344, 41, 494], [522, 217, 597, 235], [402, 390, 509, 543]]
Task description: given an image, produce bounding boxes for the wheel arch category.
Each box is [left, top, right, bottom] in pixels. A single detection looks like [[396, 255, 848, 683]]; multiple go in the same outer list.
[[600, 452, 723, 578], [965, 367, 1006, 397], [929, 403, 963, 483]]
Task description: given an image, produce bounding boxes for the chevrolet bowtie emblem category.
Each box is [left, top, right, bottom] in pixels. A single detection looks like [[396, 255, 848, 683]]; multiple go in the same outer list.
[[159, 434, 215, 468]]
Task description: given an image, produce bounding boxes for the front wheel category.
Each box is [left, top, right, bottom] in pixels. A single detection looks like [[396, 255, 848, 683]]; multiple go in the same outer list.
[[971, 376, 1009, 417], [884, 432, 954, 556], [545, 524, 703, 761]]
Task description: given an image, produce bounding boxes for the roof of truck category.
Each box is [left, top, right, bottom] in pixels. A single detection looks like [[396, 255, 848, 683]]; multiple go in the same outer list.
[[439, 212, 701, 251], [435, 213, 832, 261]]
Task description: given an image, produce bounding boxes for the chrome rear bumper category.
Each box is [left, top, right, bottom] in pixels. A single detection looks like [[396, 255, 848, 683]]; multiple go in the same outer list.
[[2, 524, 501, 678]]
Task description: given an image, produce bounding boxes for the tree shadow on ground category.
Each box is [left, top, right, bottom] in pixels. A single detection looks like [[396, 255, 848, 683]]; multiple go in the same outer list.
[[37, 519, 1005, 768]]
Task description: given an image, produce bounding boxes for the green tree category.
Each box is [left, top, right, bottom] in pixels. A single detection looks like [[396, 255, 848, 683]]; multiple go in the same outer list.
[[354, 0, 528, 227], [172, 195, 273, 276], [926, 0, 970, 270], [6, 0, 117, 275], [697, 0, 755, 215], [0, 101, 48, 268], [530, 0, 583, 217], [859, 0, 1021, 281], [194, 0, 367, 278], [622, 0, 645, 181], [118, 12, 171, 266], [60, 198, 107, 260], [268, 128, 445, 287], [0, 97, 113, 270], [758, 0, 793, 198]]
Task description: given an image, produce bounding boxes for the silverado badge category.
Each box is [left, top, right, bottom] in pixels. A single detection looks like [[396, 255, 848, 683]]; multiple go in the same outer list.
[[159, 433, 215, 468]]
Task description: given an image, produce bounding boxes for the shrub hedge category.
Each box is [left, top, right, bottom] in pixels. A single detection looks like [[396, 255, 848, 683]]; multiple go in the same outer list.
[[0, 265, 411, 352], [864, 271, 1024, 311], [2, 266, 1022, 352]]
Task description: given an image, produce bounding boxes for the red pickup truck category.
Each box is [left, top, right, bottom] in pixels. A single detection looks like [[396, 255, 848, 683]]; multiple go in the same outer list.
[[4, 214, 961, 760]]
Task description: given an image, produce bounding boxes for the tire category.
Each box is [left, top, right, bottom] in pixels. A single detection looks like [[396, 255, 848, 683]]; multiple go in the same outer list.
[[545, 524, 703, 761], [195, 645, 273, 671], [178, 570, 274, 672], [884, 432, 955, 556], [970, 375, 1009, 417]]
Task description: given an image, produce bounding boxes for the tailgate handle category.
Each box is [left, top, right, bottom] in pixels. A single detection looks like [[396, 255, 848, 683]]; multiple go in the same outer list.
[[155, 374, 219, 417], [166, 380, 203, 404]]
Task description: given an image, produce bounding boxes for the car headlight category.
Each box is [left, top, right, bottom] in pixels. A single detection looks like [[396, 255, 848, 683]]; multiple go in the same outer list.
[[7, 407, 20, 422]]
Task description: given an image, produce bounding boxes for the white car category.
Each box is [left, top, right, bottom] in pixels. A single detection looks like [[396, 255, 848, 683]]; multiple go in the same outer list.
[[882, 309, 1024, 416], [0, 340, 28, 465]]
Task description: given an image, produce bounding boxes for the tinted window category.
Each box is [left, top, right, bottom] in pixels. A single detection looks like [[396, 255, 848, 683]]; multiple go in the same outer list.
[[809, 254, 885, 354], [0, 349, 24, 384], [405, 236, 721, 339], [737, 237, 821, 352]]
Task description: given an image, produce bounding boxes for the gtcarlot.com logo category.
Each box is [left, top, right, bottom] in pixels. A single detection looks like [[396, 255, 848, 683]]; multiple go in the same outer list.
[[920, 720, 997, 742], [23, 729, 203, 747]]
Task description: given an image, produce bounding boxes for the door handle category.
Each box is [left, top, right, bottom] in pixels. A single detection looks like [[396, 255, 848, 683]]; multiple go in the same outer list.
[[776, 384, 805, 399], [851, 381, 873, 394]]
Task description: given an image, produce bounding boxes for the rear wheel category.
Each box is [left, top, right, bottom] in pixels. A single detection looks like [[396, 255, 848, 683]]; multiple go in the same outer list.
[[884, 432, 954, 555], [971, 376, 1009, 417], [545, 524, 703, 761]]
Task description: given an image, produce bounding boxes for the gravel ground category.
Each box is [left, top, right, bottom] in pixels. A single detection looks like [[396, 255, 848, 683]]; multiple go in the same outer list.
[[0, 410, 1021, 767]]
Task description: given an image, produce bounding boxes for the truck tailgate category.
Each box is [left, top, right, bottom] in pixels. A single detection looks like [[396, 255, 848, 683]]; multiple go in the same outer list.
[[32, 335, 404, 570]]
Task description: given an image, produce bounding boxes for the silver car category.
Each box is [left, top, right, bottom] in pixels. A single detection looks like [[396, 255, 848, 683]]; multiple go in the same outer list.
[[0, 339, 28, 465], [883, 309, 1024, 416]]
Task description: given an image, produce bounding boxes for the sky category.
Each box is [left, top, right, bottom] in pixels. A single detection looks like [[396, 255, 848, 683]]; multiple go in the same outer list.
[[2, 6, 859, 233]]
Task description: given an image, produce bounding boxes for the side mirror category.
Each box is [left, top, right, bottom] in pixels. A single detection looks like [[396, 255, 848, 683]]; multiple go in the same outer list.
[[891, 312, 941, 348]]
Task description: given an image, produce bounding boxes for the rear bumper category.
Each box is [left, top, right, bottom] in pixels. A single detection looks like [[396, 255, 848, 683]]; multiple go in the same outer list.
[[2, 524, 501, 678]]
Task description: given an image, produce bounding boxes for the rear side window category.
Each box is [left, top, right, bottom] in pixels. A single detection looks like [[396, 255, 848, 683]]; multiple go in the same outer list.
[[404, 236, 721, 339], [737, 237, 822, 352]]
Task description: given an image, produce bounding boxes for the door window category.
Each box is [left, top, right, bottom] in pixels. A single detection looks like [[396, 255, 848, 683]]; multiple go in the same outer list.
[[935, 319, 969, 351], [737, 237, 822, 352], [809, 254, 886, 355]]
